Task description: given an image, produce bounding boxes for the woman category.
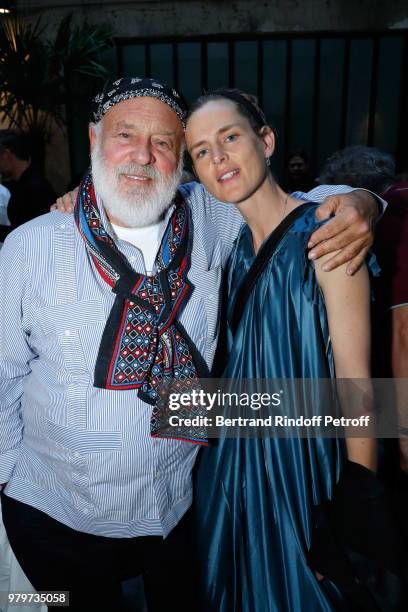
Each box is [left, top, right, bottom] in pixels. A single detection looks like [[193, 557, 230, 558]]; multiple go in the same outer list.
[[185, 90, 379, 611]]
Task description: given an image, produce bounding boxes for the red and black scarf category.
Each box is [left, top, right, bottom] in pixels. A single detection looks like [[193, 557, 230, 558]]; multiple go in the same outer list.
[[75, 172, 209, 444]]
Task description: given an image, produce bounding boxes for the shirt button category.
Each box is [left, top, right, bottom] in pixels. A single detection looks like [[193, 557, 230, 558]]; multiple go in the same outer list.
[[82, 508, 89, 515], [59, 224, 66, 230], [74, 452, 80, 458], [64, 329, 71, 336]]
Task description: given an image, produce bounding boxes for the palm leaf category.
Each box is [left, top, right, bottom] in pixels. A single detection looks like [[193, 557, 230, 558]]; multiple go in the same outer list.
[[0, 13, 113, 152]]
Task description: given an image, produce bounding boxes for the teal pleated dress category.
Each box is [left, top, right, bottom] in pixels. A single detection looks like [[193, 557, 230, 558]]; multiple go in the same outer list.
[[194, 204, 349, 612]]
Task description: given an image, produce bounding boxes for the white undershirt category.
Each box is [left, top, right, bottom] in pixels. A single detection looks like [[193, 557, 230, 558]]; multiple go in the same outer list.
[[112, 213, 171, 275]]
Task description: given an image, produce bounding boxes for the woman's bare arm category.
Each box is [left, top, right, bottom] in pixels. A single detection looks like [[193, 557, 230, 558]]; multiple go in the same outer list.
[[315, 252, 377, 471]]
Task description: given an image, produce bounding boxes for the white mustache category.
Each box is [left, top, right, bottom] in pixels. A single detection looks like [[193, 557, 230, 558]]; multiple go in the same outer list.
[[115, 164, 159, 180]]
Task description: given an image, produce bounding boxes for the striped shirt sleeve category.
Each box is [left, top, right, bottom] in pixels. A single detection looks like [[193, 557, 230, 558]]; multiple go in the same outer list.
[[196, 184, 386, 259], [0, 230, 36, 483], [304, 185, 387, 214]]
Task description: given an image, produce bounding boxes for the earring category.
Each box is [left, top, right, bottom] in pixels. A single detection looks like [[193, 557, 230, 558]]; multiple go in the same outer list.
[[266, 157, 271, 167]]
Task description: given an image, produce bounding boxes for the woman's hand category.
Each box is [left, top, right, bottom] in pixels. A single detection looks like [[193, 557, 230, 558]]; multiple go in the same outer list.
[[308, 190, 379, 275], [50, 187, 78, 213]]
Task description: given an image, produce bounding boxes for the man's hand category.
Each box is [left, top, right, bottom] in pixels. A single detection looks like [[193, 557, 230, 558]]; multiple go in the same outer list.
[[308, 190, 379, 275], [50, 187, 78, 213]]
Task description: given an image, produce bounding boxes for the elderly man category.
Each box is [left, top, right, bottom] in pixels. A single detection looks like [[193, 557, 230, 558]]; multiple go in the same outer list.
[[0, 77, 381, 611]]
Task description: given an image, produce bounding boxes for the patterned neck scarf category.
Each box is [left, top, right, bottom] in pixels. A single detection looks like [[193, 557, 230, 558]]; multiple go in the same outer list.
[[75, 172, 209, 444]]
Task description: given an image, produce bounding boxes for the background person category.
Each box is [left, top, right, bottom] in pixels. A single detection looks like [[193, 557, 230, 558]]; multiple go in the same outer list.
[[319, 145, 408, 478], [284, 148, 315, 193], [0, 183, 10, 248], [0, 130, 56, 243]]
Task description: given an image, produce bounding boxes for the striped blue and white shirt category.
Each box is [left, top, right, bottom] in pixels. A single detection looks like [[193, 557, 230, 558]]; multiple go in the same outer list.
[[0, 182, 370, 538]]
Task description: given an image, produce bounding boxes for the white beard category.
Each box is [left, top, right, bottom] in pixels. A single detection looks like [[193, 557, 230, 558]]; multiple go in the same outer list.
[[91, 140, 183, 228]]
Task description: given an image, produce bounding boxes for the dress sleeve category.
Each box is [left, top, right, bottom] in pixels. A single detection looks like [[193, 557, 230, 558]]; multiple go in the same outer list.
[[295, 208, 380, 304]]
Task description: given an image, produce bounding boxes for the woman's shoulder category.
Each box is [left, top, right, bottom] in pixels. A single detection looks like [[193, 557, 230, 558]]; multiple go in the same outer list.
[[288, 201, 380, 279], [288, 201, 323, 235]]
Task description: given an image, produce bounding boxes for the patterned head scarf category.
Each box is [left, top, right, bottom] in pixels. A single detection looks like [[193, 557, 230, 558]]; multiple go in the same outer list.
[[91, 76, 187, 127]]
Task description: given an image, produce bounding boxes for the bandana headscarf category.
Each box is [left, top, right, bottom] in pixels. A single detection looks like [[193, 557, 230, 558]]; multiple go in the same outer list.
[[91, 76, 187, 127], [75, 173, 208, 444]]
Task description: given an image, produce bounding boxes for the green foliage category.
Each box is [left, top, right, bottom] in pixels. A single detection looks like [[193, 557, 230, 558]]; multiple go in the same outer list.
[[0, 13, 112, 144]]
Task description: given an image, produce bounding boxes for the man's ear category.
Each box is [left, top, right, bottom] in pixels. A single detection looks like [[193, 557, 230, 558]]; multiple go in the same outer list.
[[259, 126, 275, 159], [89, 124, 97, 152]]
